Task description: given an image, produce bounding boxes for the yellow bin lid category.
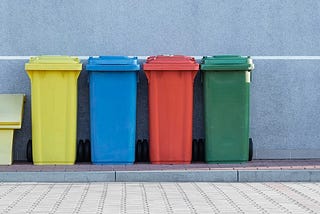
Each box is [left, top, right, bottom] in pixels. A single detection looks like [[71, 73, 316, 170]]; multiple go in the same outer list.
[[0, 94, 25, 129], [25, 56, 82, 71]]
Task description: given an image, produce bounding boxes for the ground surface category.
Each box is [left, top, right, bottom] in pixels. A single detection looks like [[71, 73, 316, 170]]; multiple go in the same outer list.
[[0, 182, 320, 213]]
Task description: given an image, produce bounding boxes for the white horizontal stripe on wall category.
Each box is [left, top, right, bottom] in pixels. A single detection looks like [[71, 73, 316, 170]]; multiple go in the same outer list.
[[1, 56, 320, 60]]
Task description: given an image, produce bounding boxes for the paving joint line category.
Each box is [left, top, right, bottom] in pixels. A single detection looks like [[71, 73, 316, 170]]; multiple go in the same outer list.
[[244, 183, 292, 214], [262, 183, 315, 214], [49, 183, 73, 214], [158, 183, 174, 214], [120, 182, 127, 214], [0, 183, 21, 200], [96, 183, 108, 214], [209, 183, 244, 214], [72, 183, 90, 214], [300, 183, 320, 196], [281, 183, 320, 207], [175, 183, 197, 214], [192, 183, 219, 213], [229, 183, 268, 214], [2, 184, 37, 214], [139, 183, 150, 214], [26, 183, 55, 214]]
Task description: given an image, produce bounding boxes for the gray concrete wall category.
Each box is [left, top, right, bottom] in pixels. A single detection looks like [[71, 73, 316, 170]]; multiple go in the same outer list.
[[1, 0, 320, 160], [251, 59, 320, 159], [1, 0, 320, 55]]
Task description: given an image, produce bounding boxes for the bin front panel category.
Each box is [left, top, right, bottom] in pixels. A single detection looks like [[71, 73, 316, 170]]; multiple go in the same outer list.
[[204, 71, 250, 163], [89, 71, 137, 164], [0, 130, 14, 165], [146, 70, 196, 164], [27, 70, 80, 165]]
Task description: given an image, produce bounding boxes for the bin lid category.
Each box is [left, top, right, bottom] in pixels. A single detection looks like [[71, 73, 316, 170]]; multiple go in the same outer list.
[[143, 55, 199, 71], [201, 55, 254, 71], [86, 56, 140, 71], [0, 94, 25, 129], [25, 56, 82, 71]]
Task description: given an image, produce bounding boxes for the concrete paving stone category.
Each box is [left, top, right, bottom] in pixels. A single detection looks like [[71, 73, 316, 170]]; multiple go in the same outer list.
[[116, 170, 237, 182], [238, 170, 320, 182], [63, 171, 115, 182], [0, 171, 116, 182], [5, 172, 65, 182]]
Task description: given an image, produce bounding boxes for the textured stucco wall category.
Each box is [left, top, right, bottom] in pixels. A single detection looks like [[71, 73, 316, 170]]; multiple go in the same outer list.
[[1, 0, 320, 55], [1, 0, 320, 160]]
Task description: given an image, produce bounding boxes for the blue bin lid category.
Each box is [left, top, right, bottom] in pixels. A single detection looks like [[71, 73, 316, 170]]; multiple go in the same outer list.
[[86, 56, 140, 71]]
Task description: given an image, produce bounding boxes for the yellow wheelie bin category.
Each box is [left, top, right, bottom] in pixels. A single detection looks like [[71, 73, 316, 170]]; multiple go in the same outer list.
[[0, 94, 25, 165], [25, 56, 82, 165]]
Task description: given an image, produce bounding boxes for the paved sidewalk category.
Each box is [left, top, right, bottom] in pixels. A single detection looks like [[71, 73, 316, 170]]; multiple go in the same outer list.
[[1, 160, 320, 182], [0, 182, 320, 213]]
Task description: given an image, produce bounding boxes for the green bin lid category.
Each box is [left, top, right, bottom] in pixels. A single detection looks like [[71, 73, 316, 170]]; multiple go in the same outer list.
[[25, 56, 82, 71], [201, 55, 254, 71]]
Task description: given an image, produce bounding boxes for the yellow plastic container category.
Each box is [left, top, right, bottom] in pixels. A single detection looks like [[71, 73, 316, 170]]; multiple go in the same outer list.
[[0, 94, 25, 165], [25, 56, 82, 165]]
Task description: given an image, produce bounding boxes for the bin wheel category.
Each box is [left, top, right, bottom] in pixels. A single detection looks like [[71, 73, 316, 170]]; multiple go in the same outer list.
[[142, 139, 149, 162], [198, 139, 205, 162], [77, 140, 84, 163], [192, 139, 198, 162], [249, 138, 253, 161], [26, 139, 32, 163], [84, 139, 91, 163], [135, 140, 142, 162]]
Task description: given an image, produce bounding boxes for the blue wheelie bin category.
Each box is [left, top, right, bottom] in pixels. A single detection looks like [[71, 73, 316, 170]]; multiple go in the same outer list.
[[86, 56, 140, 164]]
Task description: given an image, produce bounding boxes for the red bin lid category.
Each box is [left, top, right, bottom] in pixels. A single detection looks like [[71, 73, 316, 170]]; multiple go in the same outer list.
[[143, 55, 199, 71]]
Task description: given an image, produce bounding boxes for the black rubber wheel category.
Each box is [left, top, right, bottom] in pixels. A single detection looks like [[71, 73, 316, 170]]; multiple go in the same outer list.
[[192, 139, 198, 162], [248, 138, 253, 161], [198, 139, 205, 162], [77, 140, 84, 163], [84, 139, 91, 163], [142, 139, 149, 162], [135, 140, 142, 162], [26, 139, 32, 162]]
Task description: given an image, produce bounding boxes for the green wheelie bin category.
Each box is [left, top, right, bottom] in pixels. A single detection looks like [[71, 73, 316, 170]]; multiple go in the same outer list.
[[201, 56, 254, 163]]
